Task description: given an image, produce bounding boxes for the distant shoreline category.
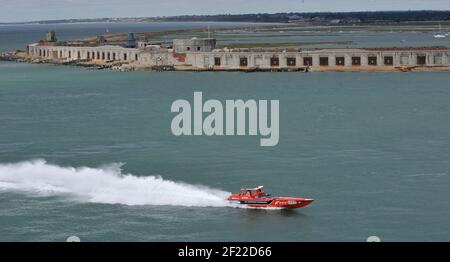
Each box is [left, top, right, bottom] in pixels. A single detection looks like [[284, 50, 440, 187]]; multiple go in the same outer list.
[[0, 21, 281, 26], [2, 10, 450, 25]]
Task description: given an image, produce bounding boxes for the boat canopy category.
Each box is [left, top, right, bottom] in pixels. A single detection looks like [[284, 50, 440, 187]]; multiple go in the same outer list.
[[241, 186, 264, 191]]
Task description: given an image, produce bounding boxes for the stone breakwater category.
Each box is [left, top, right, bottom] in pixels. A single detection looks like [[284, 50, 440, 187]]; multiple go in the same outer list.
[[0, 52, 27, 62]]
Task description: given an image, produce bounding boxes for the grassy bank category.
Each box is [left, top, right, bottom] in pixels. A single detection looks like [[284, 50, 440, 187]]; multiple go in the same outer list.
[[217, 41, 353, 49]]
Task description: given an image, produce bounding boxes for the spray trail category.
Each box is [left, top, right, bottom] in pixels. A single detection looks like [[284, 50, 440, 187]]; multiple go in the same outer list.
[[0, 159, 232, 207]]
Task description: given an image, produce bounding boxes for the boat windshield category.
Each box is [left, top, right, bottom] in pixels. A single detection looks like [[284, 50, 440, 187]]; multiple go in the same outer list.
[[240, 186, 269, 197]]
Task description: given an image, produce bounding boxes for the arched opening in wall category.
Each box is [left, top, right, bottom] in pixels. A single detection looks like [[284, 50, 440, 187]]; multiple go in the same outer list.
[[197, 47, 201, 51], [77, 51, 81, 59], [107, 52, 110, 60], [43, 50, 46, 57], [135, 54, 138, 61], [335, 56, 345, 66], [102, 52, 105, 60], [286, 57, 296, 66], [240, 57, 248, 67], [352, 56, 361, 66], [417, 55, 426, 65], [97, 52, 100, 60], [384, 56, 393, 65], [113, 53, 116, 60], [186, 47, 191, 51], [368, 56, 378, 66], [303, 57, 312, 66], [68, 51, 71, 59], [214, 57, 221, 66], [92, 52, 95, 59], [87, 52, 90, 59], [319, 57, 329, 66], [270, 56, 280, 67], [124, 53, 127, 61], [39, 50, 42, 56], [60, 51, 63, 58]]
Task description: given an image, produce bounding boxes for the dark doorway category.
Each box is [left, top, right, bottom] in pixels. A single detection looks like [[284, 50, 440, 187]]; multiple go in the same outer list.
[[270, 57, 280, 67], [286, 57, 296, 66], [417, 55, 426, 65], [303, 57, 313, 66], [368, 56, 377, 66], [319, 57, 329, 66], [384, 56, 394, 65], [214, 57, 221, 66], [240, 57, 248, 67], [336, 56, 345, 66], [352, 56, 361, 66]]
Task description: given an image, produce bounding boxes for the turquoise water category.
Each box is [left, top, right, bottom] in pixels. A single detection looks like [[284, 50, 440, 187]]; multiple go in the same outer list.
[[0, 61, 449, 241]]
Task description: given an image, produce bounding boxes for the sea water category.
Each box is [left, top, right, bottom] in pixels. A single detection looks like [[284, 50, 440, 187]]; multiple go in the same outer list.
[[0, 23, 449, 241]]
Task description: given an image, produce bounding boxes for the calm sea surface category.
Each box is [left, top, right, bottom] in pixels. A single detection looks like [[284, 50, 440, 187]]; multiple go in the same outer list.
[[0, 23, 449, 241]]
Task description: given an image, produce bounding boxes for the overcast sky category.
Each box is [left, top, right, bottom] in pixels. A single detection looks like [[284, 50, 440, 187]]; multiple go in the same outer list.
[[0, 0, 448, 23]]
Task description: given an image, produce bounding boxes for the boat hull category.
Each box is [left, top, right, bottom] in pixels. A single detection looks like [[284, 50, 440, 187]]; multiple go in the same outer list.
[[228, 195, 313, 209]]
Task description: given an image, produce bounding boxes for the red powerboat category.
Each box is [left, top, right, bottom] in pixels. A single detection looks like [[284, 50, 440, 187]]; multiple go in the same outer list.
[[227, 186, 313, 209]]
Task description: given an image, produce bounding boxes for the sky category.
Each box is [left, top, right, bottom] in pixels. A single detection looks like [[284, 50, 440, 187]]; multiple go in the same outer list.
[[0, 0, 449, 23]]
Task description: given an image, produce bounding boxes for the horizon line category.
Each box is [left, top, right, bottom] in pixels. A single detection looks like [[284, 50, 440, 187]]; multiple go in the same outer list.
[[1, 9, 450, 24]]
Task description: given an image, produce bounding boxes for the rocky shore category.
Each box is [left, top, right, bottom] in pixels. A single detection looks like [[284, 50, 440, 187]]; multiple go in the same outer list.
[[0, 51, 29, 62]]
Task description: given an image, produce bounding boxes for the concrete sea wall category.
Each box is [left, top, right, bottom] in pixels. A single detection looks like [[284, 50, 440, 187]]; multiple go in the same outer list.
[[27, 38, 450, 72]]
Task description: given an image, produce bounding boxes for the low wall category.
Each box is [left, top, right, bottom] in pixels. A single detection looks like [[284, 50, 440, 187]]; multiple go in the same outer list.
[[28, 44, 139, 63], [184, 48, 450, 70], [28, 43, 450, 72]]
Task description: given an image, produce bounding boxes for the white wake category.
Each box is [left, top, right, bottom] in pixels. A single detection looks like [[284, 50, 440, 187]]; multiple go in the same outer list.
[[0, 159, 232, 207]]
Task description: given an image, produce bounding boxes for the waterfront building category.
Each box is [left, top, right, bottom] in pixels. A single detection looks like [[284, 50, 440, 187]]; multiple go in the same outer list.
[[28, 32, 450, 71]]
